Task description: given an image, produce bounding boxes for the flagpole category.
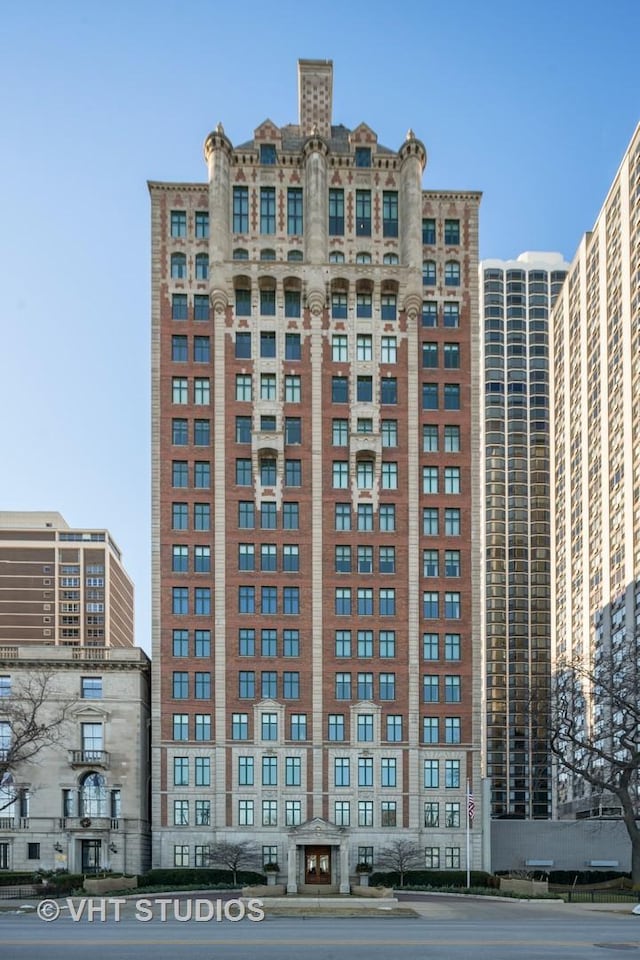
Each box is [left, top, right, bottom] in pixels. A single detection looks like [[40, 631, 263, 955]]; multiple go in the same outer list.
[[466, 778, 471, 888]]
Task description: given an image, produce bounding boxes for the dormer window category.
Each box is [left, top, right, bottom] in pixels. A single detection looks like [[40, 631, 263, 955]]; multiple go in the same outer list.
[[260, 144, 277, 165], [355, 147, 371, 167]]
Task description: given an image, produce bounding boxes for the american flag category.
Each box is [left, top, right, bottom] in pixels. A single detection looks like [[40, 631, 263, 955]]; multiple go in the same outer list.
[[467, 789, 475, 821]]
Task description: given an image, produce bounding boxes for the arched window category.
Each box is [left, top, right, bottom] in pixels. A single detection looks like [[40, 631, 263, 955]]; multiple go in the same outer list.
[[423, 260, 436, 286], [287, 250, 303, 262], [80, 772, 107, 818], [233, 248, 249, 260], [383, 253, 399, 265], [260, 249, 276, 261], [329, 251, 345, 263], [356, 252, 372, 264], [195, 253, 208, 280], [171, 253, 187, 279], [445, 261, 461, 286]]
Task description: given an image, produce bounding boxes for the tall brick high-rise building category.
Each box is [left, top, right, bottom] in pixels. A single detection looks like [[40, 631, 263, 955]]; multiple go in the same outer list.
[[150, 60, 483, 888]]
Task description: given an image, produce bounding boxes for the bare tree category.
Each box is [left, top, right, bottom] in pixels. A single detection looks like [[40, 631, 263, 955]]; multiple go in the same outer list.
[[375, 839, 423, 887], [550, 646, 640, 883], [206, 840, 262, 885], [0, 672, 72, 812]]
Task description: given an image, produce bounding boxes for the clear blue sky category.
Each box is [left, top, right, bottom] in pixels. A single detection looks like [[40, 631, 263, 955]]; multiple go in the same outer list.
[[1, 0, 638, 654]]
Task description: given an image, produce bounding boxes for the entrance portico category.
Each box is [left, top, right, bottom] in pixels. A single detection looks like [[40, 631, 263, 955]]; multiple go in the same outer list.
[[286, 817, 350, 894]]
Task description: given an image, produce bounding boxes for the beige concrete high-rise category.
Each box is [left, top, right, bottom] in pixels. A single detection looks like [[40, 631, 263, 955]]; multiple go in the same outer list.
[[0, 511, 134, 648], [551, 123, 640, 816], [481, 253, 568, 820]]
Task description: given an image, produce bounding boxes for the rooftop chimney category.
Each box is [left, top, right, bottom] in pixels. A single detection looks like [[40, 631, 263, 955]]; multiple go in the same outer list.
[[298, 59, 333, 139]]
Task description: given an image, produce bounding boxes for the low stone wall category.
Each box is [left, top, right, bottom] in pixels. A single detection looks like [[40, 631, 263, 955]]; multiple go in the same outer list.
[[242, 883, 286, 898], [350, 884, 394, 898], [499, 878, 548, 896], [84, 876, 138, 894]]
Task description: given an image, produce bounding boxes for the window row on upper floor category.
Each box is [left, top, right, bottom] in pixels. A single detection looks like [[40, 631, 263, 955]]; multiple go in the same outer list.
[[170, 210, 209, 239], [423, 260, 462, 287]]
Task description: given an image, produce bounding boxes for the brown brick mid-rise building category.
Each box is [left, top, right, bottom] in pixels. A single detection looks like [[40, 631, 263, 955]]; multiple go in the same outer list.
[[150, 60, 483, 888]]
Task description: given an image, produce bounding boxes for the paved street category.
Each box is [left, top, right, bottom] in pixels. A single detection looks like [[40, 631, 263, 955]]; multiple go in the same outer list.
[[2, 895, 640, 959]]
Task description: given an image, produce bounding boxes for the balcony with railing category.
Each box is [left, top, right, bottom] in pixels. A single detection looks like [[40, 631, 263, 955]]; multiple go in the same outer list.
[[68, 749, 110, 769]]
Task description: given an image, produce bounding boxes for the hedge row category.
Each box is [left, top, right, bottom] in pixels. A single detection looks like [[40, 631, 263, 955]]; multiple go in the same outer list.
[[139, 868, 264, 888], [0, 872, 35, 886], [369, 869, 494, 888]]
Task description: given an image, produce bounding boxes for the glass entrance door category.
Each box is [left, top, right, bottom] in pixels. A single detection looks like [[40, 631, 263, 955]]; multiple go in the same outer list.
[[81, 839, 101, 874], [304, 845, 331, 884]]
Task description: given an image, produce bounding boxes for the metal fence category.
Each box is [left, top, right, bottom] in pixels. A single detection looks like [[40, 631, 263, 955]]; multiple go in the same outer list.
[[564, 889, 638, 903]]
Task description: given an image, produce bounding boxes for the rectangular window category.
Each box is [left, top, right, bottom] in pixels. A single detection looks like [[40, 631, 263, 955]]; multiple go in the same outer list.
[[194, 378, 210, 405], [445, 633, 461, 660], [381, 378, 397, 404], [261, 713, 278, 740], [195, 713, 211, 741], [445, 508, 461, 536], [172, 629, 188, 657], [357, 714, 374, 742], [171, 210, 187, 237], [194, 419, 210, 445], [331, 292, 347, 319], [381, 420, 397, 448], [236, 374, 252, 402], [283, 671, 299, 698], [333, 461, 348, 489], [381, 294, 397, 321], [335, 756, 350, 787], [422, 507, 438, 537], [261, 502, 277, 529], [328, 714, 345, 741], [238, 800, 254, 826], [356, 293, 372, 319], [445, 759, 460, 788], [172, 377, 188, 404], [379, 673, 395, 700], [356, 333, 372, 361], [260, 187, 276, 234], [423, 549, 439, 577], [422, 384, 438, 410], [445, 676, 461, 703], [379, 588, 395, 616], [173, 715, 188, 741], [422, 300, 437, 327], [239, 628, 255, 656], [423, 466, 439, 495], [232, 713, 249, 740], [380, 336, 397, 363], [335, 630, 351, 657], [195, 756, 210, 786], [172, 671, 188, 699], [172, 293, 188, 321], [238, 756, 254, 785], [332, 334, 348, 362], [335, 503, 352, 531], [195, 800, 211, 826], [285, 800, 302, 826], [172, 460, 188, 488], [239, 670, 255, 699], [425, 846, 440, 868], [423, 632, 439, 660], [283, 587, 299, 615], [233, 186, 249, 233], [284, 375, 301, 403], [195, 210, 209, 238], [285, 296, 301, 322], [194, 503, 210, 531], [172, 502, 188, 530], [386, 715, 402, 742], [286, 756, 301, 786], [445, 847, 461, 869], [358, 800, 374, 827], [329, 188, 344, 235], [423, 674, 439, 703], [423, 716, 439, 744], [239, 585, 255, 614], [382, 191, 398, 237], [235, 288, 251, 317], [444, 219, 460, 245], [172, 334, 188, 362], [81, 677, 102, 699], [174, 758, 189, 786], [444, 467, 461, 494], [445, 717, 461, 744], [444, 384, 461, 410], [262, 756, 278, 786], [379, 504, 395, 532], [422, 218, 436, 244], [379, 629, 396, 658], [283, 501, 299, 530], [424, 801, 440, 827], [290, 713, 307, 740], [423, 342, 438, 368], [423, 591, 439, 619], [381, 462, 397, 490], [424, 759, 439, 788], [194, 670, 211, 698], [356, 459, 374, 488], [443, 302, 460, 328], [285, 416, 301, 445], [444, 343, 460, 369], [172, 587, 188, 616], [444, 425, 461, 452], [445, 592, 461, 619], [194, 336, 210, 363], [194, 295, 210, 321], [381, 801, 397, 827], [355, 190, 371, 236], [283, 628, 299, 656], [334, 801, 350, 826], [287, 187, 303, 235]]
